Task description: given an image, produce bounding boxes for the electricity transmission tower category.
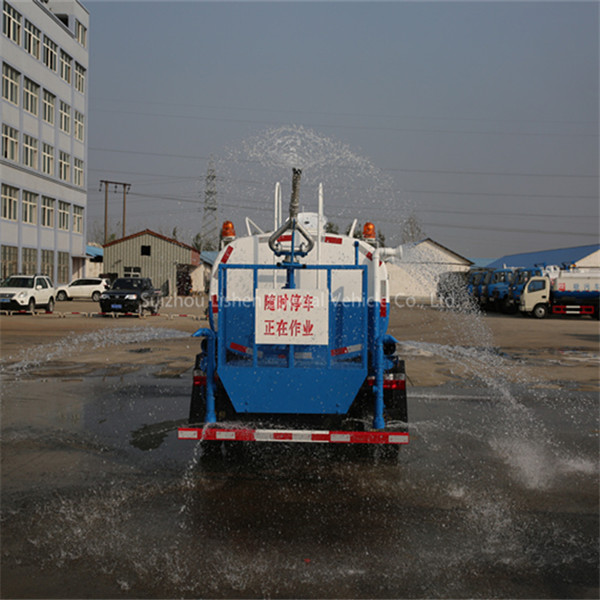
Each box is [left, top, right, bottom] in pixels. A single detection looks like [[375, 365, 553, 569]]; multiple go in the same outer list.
[[201, 159, 218, 251]]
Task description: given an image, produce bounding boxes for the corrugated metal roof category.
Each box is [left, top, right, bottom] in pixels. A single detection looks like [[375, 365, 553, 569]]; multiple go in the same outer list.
[[86, 244, 103, 258], [200, 251, 219, 265], [486, 244, 599, 269]]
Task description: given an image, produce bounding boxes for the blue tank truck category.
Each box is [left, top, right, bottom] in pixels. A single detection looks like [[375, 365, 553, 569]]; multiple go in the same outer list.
[[178, 169, 408, 448]]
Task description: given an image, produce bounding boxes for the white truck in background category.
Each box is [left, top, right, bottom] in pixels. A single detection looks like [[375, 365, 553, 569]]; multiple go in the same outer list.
[[520, 271, 600, 319]]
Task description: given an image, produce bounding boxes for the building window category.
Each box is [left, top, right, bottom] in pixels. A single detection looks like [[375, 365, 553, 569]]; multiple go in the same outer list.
[[2, 62, 19, 105], [23, 78, 39, 115], [57, 251, 69, 283], [59, 151, 70, 182], [60, 51, 72, 84], [42, 143, 54, 176], [73, 205, 84, 233], [22, 134, 38, 169], [22, 191, 38, 225], [43, 36, 57, 71], [59, 101, 70, 133], [41, 249, 54, 278], [74, 111, 84, 141], [73, 158, 84, 187], [141, 245, 151, 256], [1, 245, 18, 279], [75, 20, 86, 47], [3, 2, 21, 45], [22, 247, 37, 274], [74, 63, 85, 93], [124, 266, 141, 277], [24, 20, 40, 59], [41, 196, 55, 228], [1, 184, 18, 221], [58, 201, 69, 231], [1, 124, 18, 161], [42, 90, 55, 124]]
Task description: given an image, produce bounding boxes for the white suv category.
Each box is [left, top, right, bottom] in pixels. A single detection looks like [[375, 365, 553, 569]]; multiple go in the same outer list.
[[56, 277, 110, 302], [0, 274, 55, 313]]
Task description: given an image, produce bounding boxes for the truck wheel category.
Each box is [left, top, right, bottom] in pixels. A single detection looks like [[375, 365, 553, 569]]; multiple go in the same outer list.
[[57, 291, 67, 301], [533, 303, 548, 319], [46, 298, 55, 313], [28, 298, 36, 314]]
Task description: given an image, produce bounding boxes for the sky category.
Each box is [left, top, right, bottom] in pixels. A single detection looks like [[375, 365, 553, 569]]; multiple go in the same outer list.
[[86, 0, 599, 259]]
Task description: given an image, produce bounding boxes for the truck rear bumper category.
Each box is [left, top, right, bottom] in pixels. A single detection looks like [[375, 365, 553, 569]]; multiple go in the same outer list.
[[178, 425, 409, 445]]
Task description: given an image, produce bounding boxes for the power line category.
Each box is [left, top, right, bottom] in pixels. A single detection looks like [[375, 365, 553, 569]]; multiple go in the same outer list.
[[88, 147, 598, 180], [91, 106, 599, 138]]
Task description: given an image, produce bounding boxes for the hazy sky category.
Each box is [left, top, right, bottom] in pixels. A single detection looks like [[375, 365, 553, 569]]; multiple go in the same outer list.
[[87, 0, 599, 259]]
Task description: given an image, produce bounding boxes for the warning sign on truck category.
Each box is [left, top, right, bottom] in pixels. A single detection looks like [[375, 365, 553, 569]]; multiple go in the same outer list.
[[255, 289, 329, 345]]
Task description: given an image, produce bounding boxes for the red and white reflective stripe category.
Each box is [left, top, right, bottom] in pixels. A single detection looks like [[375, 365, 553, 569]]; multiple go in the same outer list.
[[380, 298, 387, 317], [331, 343, 363, 357], [277, 234, 292, 242], [367, 373, 406, 390], [552, 305, 595, 315], [178, 427, 409, 445], [221, 245, 234, 263], [323, 235, 342, 245]]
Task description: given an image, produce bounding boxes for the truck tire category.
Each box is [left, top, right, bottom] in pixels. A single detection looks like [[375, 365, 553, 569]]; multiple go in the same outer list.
[[533, 303, 548, 319], [28, 298, 36, 314], [57, 291, 67, 301], [46, 297, 54, 313]]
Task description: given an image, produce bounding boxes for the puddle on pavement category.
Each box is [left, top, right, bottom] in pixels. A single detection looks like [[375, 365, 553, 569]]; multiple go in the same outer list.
[[1, 324, 598, 598]]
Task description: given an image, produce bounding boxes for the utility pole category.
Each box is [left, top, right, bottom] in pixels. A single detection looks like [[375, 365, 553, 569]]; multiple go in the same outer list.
[[201, 159, 218, 251], [99, 180, 131, 243]]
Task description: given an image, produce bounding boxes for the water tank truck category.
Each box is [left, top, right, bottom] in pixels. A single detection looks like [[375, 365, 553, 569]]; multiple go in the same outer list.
[[520, 271, 600, 319], [178, 169, 409, 448]]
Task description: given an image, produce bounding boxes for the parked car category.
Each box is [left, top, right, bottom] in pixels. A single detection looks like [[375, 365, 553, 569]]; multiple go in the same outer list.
[[99, 277, 161, 315], [0, 274, 55, 313], [56, 277, 110, 302]]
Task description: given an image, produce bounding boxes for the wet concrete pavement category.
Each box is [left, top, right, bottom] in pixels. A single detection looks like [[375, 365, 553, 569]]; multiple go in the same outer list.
[[1, 316, 598, 598]]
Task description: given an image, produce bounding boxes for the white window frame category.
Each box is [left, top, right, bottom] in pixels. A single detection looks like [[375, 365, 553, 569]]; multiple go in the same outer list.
[[59, 151, 70, 182], [73, 158, 84, 187], [1, 124, 18, 161], [22, 134, 38, 169], [22, 191, 38, 225], [74, 110, 84, 141], [42, 143, 54, 176], [59, 101, 70, 133], [2, 62, 19, 105], [24, 20, 41, 59], [23, 77, 39, 116], [58, 201, 69, 231], [43, 36, 57, 71], [73, 205, 84, 233], [74, 63, 85, 93], [41, 196, 55, 228], [60, 50, 72, 84], [3, 2, 21, 45], [75, 20, 87, 47], [1, 184, 18, 221], [43, 90, 55, 124]]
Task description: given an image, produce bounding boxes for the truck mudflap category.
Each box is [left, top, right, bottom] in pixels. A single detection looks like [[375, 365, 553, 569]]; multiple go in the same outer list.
[[178, 426, 409, 445]]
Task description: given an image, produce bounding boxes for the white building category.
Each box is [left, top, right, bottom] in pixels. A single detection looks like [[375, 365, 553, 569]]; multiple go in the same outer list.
[[1, 0, 89, 283], [388, 238, 473, 303]]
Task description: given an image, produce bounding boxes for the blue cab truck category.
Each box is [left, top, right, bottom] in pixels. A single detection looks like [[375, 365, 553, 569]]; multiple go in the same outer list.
[[508, 267, 543, 309], [178, 169, 409, 449], [481, 268, 515, 312]]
